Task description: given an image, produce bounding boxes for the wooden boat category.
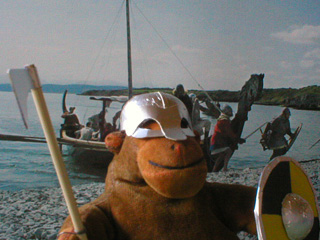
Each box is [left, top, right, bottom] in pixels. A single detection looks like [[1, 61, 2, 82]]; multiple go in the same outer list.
[[60, 90, 128, 164], [60, 130, 114, 167], [59, 0, 134, 166]]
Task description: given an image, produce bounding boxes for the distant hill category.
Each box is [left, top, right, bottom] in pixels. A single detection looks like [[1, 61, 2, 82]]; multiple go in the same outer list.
[[82, 85, 320, 111], [257, 86, 320, 110], [0, 83, 127, 94], [81, 87, 173, 97], [2, 83, 319, 110]]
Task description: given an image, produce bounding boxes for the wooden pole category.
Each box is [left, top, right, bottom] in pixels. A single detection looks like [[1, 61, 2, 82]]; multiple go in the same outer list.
[[309, 137, 320, 150], [126, 0, 133, 99], [244, 122, 268, 140], [27, 65, 88, 240]]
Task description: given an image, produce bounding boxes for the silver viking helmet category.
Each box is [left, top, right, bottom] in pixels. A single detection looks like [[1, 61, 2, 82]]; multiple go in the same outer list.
[[221, 104, 233, 117], [120, 92, 195, 141]]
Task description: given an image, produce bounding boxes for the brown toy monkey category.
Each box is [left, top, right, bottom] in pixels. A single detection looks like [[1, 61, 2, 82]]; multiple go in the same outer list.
[[58, 92, 257, 240]]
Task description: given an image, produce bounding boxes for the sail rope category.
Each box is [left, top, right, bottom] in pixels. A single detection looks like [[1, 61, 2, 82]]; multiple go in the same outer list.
[[132, 1, 221, 113], [82, 1, 125, 87], [75, 1, 126, 123], [129, 4, 155, 89]]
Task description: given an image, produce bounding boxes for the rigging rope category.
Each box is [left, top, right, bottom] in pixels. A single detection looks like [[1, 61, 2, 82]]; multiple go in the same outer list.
[[130, 4, 155, 89], [132, 1, 221, 113], [83, 1, 125, 86], [78, 1, 126, 123]]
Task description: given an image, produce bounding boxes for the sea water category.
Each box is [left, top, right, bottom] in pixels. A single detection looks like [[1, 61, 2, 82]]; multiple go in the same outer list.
[[0, 91, 319, 191]]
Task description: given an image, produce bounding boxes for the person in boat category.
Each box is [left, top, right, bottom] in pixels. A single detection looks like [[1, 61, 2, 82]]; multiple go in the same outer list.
[[210, 104, 245, 171], [108, 102, 126, 132], [61, 107, 81, 138], [264, 107, 294, 160], [112, 110, 122, 131], [97, 109, 115, 141], [173, 84, 193, 116], [189, 93, 209, 113], [87, 113, 100, 132], [75, 122, 94, 140], [196, 93, 221, 118]]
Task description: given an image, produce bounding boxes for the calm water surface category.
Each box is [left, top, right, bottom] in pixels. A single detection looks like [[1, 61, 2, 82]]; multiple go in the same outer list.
[[0, 92, 319, 191]]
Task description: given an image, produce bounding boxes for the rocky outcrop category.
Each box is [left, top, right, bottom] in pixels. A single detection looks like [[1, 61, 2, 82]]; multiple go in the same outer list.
[[284, 94, 320, 110], [257, 86, 320, 110]]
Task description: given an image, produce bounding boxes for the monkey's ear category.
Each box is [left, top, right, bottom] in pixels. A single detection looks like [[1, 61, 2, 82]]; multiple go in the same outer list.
[[104, 130, 126, 154]]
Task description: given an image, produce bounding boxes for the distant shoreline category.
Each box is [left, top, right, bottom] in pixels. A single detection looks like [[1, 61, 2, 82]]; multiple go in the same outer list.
[[80, 86, 320, 111], [1, 83, 319, 111]]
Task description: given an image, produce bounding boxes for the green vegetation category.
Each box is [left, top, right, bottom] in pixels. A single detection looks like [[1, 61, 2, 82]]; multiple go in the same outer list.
[[82, 88, 173, 96], [257, 86, 320, 110], [81, 85, 320, 110]]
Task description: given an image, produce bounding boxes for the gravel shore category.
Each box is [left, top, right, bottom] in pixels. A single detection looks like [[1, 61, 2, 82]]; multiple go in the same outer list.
[[0, 160, 319, 240]]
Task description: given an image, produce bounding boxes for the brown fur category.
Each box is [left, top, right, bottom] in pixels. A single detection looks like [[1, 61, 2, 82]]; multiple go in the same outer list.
[[59, 122, 257, 240]]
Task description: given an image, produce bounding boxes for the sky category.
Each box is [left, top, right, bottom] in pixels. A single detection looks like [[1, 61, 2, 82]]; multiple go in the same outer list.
[[1, 0, 320, 91]]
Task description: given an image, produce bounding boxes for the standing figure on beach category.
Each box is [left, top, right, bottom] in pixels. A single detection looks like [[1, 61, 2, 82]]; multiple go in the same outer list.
[[210, 104, 245, 172], [189, 93, 210, 136], [262, 107, 294, 160], [173, 84, 193, 116]]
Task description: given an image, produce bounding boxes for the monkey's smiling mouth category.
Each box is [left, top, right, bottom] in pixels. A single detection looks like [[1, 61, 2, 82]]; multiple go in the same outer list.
[[148, 158, 204, 170]]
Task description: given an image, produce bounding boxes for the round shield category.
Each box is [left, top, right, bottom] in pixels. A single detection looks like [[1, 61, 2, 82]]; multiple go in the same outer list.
[[254, 156, 319, 239]]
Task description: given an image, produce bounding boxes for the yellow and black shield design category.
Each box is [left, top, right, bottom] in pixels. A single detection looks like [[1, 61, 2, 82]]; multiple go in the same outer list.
[[254, 156, 319, 239]]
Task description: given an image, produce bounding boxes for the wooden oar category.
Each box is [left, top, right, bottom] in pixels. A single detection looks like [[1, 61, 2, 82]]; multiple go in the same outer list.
[[0, 134, 47, 143], [309, 137, 320, 150], [8, 64, 88, 240], [243, 122, 268, 140], [0, 133, 111, 156]]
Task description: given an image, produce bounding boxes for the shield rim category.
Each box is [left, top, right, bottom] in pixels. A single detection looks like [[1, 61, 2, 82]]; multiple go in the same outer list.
[[254, 156, 319, 239]]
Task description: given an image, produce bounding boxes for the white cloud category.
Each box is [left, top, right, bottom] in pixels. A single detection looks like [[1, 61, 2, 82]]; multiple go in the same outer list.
[[300, 48, 320, 69], [279, 61, 294, 69], [271, 25, 320, 44], [304, 48, 320, 59], [299, 59, 315, 68]]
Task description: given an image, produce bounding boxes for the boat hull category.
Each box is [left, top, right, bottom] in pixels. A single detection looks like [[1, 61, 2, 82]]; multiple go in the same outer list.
[[66, 145, 114, 165], [61, 130, 114, 170]]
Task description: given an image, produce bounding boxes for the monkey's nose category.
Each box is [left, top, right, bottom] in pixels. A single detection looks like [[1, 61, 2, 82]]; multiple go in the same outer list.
[[171, 143, 183, 156]]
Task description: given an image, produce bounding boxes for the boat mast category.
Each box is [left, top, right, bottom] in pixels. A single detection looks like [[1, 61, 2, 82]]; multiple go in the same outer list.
[[126, 0, 133, 99]]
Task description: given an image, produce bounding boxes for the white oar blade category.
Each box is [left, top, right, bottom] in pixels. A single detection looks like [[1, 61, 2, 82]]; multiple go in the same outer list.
[[7, 68, 34, 129]]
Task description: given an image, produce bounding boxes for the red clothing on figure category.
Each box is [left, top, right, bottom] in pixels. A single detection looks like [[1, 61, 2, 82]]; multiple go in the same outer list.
[[210, 118, 237, 149]]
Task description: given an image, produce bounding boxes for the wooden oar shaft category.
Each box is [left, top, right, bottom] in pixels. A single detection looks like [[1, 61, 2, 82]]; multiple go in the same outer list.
[[0, 134, 46, 143], [31, 87, 87, 240], [309, 138, 320, 150], [244, 122, 268, 140]]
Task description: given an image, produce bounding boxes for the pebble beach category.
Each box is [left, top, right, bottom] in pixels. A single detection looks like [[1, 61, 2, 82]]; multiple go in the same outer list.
[[0, 160, 319, 240]]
